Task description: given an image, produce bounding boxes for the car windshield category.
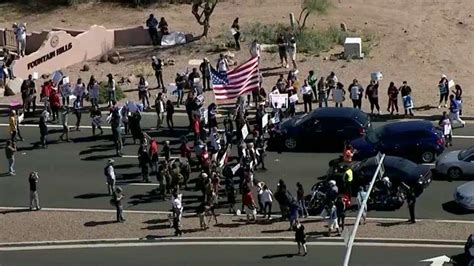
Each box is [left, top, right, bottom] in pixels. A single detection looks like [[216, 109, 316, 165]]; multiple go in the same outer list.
[[458, 148, 474, 160], [365, 126, 384, 144]]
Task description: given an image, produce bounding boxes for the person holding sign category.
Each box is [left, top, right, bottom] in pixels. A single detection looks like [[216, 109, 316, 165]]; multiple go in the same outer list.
[[438, 75, 449, 108]]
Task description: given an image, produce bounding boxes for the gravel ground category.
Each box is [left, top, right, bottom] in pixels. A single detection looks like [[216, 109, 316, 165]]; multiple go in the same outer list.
[[0, 208, 471, 243]]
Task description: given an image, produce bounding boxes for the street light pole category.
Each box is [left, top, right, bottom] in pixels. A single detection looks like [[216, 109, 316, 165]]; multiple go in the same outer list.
[[342, 153, 385, 266]]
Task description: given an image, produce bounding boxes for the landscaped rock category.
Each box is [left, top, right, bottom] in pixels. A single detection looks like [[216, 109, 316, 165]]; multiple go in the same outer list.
[[99, 54, 108, 63], [81, 64, 90, 71], [108, 56, 120, 65]]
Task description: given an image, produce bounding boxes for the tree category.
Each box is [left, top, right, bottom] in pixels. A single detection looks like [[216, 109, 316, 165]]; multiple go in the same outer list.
[[192, 0, 219, 37], [296, 0, 330, 32]]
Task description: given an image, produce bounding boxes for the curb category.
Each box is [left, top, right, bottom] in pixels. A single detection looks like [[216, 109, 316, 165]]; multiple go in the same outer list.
[[0, 236, 465, 249]]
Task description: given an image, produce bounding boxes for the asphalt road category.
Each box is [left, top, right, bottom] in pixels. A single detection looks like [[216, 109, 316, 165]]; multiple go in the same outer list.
[[0, 244, 466, 266], [1, 113, 474, 220]]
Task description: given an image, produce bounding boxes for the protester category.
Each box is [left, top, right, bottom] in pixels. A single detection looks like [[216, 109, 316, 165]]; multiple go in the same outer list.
[[357, 186, 367, 225], [260, 184, 273, 219], [217, 53, 229, 72], [138, 142, 151, 183], [276, 33, 288, 68], [39, 110, 48, 148], [327, 201, 341, 236], [59, 106, 70, 142], [199, 58, 211, 91], [8, 110, 18, 142], [50, 89, 61, 122], [152, 56, 165, 91], [453, 84, 463, 115], [149, 138, 159, 175], [105, 159, 116, 195], [242, 187, 257, 223], [59, 77, 71, 107], [112, 187, 125, 223], [73, 98, 82, 131], [349, 79, 363, 109], [154, 93, 165, 130], [231, 18, 240, 50], [146, 14, 159, 45], [21, 74, 36, 113], [365, 80, 380, 115], [449, 94, 465, 127], [439, 111, 452, 147], [300, 79, 313, 113], [87, 76, 100, 107], [287, 37, 297, 69], [250, 39, 261, 58], [5, 140, 17, 176], [296, 182, 308, 218], [175, 73, 186, 107], [438, 74, 449, 108], [333, 82, 345, 107], [294, 220, 308, 256], [171, 191, 183, 236], [317, 78, 327, 108], [335, 195, 346, 231], [400, 81, 414, 116], [275, 180, 289, 220], [158, 17, 169, 35], [106, 74, 116, 107], [90, 105, 103, 136], [224, 174, 236, 214], [110, 106, 123, 157], [166, 100, 175, 131], [73, 78, 86, 106], [28, 171, 41, 211], [40, 80, 53, 113], [13, 22, 27, 57], [138, 76, 150, 108], [387, 81, 399, 115], [326, 72, 338, 99], [406, 187, 416, 224]]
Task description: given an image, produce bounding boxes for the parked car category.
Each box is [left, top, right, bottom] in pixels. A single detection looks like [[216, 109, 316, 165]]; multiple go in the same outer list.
[[350, 120, 445, 163], [271, 107, 370, 151], [435, 147, 474, 179], [454, 182, 474, 210]]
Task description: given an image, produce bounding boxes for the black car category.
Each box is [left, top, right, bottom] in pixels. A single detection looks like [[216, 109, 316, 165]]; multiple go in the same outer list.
[[272, 107, 370, 151], [350, 155, 432, 196]]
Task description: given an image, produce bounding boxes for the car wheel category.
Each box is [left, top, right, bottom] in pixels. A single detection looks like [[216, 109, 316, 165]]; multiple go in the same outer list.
[[284, 137, 297, 150], [421, 151, 435, 163], [447, 167, 463, 179]]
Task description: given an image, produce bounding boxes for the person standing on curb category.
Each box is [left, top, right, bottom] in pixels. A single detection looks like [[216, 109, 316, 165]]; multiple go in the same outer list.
[[400, 81, 414, 116], [9, 110, 18, 142], [112, 187, 125, 223], [5, 140, 17, 176], [365, 80, 380, 115], [349, 79, 364, 109], [29, 171, 40, 211], [105, 159, 116, 195], [294, 220, 308, 256], [357, 186, 367, 225]]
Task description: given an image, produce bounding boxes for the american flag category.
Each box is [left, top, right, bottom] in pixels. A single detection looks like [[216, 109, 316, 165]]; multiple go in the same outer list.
[[211, 56, 260, 101]]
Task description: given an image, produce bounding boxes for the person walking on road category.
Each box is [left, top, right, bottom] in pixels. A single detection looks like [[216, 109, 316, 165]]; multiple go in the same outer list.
[[261, 184, 273, 219], [439, 111, 452, 147], [172, 191, 183, 236], [59, 106, 70, 142], [294, 220, 308, 256], [357, 186, 367, 225], [138, 142, 151, 183], [406, 187, 416, 224], [327, 201, 341, 237], [112, 187, 125, 223], [110, 107, 123, 157], [105, 159, 116, 195], [39, 110, 49, 148], [335, 195, 346, 231], [5, 140, 17, 176], [296, 182, 308, 218], [165, 100, 175, 131], [29, 171, 41, 211], [155, 92, 165, 130], [9, 110, 18, 142], [449, 94, 465, 127]]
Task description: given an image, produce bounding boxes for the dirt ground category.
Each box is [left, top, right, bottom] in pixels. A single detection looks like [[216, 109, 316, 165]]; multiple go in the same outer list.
[[1, 0, 473, 115]]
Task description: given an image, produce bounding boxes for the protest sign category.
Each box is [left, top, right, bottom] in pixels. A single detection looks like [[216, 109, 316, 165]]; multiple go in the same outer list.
[[241, 124, 249, 140], [262, 114, 269, 128], [270, 94, 288, 109]]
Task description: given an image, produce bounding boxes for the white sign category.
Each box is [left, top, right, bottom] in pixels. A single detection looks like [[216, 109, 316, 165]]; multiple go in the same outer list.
[[448, 80, 455, 89], [420, 255, 451, 266], [32, 72, 39, 80], [262, 114, 269, 128], [270, 94, 289, 109], [289, 94, 298, 103], [62, 76, 70, 84], [241, 124, 249, 140], [231, 163, 240, 175]]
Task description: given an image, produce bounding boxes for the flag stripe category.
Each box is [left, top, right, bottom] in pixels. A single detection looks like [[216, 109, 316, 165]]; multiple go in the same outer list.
[[211, 56, 260, 101]]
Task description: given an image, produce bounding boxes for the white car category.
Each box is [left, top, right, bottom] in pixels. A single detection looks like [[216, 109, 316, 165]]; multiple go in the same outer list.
[[454, 182, 474, 210], [435, 147, 474, 179]]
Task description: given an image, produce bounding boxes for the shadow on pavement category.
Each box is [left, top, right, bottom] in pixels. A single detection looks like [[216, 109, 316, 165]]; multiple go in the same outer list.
[[84, 220, 117, 227], [81, 154, 118, 161], [143, 218, 169, 224], [0, 208, 31, 214], [74, 193, 110, 199], [262, 253, 298, 259], [114, 163, 138, 169], [214, 223, 242, 228], [376, 221, 409, 227], [261, 229, 289, 234], [442, 200, 474, 215], [142, 224, 170, 230]]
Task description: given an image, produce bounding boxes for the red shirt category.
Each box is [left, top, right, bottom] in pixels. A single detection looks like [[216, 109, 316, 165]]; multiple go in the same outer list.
[[242, 191, 254, 206], [149, 140, 158, 156], [41, 84, 53, 97], [193, 119, 200, 134], [50, 92, 61, 108], [201, 151, 210, 166], [180, 143, 192, 158]]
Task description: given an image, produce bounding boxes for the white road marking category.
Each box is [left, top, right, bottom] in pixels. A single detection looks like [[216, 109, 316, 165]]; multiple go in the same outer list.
[[120, 155, 179, 159], [116, 182, 160, 187], [0, 240, 464, 252], [0, 123, 109, 130], [1, 206, 474, 224], [452, 135, 474, 139]]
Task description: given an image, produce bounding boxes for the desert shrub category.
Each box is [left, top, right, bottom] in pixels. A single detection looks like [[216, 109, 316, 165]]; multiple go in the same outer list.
[[98, 82, 125, 104]]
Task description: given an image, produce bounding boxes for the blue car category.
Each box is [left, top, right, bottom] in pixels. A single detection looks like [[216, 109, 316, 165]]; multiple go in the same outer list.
[[350, 120, 445, 163]]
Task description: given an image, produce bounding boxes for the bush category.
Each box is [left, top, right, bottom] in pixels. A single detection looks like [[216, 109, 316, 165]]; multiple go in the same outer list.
[[98, 82, 125, 104]]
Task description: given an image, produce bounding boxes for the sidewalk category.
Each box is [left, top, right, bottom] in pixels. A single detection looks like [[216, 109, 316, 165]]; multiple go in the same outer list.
[[0, 208, 471, 244]]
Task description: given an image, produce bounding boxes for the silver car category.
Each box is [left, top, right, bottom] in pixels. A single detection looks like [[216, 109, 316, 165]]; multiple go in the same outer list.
[[454, 182, 474, 210], [435, 147, 474, 179]]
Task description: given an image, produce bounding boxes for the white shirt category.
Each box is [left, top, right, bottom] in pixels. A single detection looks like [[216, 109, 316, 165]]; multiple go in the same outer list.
[[108, 79, 116, 92], [107, 165, 116, 181], [300, 85, 312, 95], [261, 189, 273, 203], [217, 58, 229, 72], [127, 102, 138, 113], [250, 43, 261, 58], [350, 85, 360, 100], [172, 194, 183, 211]]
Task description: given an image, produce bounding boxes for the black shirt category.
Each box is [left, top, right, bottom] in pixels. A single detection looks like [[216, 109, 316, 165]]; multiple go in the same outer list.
[[29, 176, 38, 191], [400, 85, 412, 97]]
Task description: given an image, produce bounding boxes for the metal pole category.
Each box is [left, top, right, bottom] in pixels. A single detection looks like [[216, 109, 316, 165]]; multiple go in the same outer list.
[[342, 154, 385, 266]]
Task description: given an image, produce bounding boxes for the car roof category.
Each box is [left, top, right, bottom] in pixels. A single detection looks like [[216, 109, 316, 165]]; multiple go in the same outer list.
[[363, 155, 416, 168], [312, 107, 363, 119], [382, 120, 434, 134]]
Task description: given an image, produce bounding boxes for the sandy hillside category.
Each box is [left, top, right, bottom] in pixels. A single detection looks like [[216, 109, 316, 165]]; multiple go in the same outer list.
[[1, 0, 473, 114]]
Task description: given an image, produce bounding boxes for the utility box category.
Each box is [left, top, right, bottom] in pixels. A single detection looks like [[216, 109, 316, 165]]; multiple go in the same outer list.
[[344, 37, 364, 59]]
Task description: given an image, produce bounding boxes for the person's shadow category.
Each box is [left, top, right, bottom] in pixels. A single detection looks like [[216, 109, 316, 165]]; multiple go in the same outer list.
[[262, 253, 299, 259]]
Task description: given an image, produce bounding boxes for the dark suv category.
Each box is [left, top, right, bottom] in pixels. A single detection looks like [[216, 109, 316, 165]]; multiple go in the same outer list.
[[272, 107, 370, 151]]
